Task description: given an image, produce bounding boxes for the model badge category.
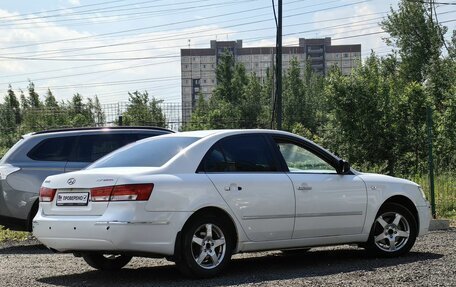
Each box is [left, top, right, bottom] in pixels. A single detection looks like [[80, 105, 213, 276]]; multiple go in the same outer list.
[[67, 178, 76, 185]]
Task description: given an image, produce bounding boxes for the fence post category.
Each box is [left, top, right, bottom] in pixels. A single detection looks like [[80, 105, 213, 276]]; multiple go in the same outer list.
[[426, 106, 436, 218]]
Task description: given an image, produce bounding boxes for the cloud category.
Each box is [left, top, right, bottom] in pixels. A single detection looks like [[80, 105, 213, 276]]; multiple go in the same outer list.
[[68, 0, 80, 6], [0, 9, 232, 104], [312, 2, 393, 58]]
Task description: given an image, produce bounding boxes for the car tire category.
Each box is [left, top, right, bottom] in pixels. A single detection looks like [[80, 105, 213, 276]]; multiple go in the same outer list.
[[82, 253, 132, 270], [27, 201, 39, 232], [175, 214, 234, 278], [280, 248, 311, 255], [366, 203, 417, 257]]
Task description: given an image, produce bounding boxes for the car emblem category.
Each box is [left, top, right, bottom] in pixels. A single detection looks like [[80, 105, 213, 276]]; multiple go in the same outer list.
[[67, 178, 76, 185]]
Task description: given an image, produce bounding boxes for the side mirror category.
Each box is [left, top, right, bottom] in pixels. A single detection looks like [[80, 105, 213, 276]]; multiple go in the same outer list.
[[337, 160, 350, 174]]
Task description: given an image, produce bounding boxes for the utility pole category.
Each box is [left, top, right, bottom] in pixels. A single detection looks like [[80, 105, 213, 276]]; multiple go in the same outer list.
[[276, 0, 283, 130]]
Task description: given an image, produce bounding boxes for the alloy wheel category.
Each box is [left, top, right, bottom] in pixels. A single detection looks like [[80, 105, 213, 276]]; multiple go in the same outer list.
[[191, 223, 227, 269], [373, 211, 411, 252]]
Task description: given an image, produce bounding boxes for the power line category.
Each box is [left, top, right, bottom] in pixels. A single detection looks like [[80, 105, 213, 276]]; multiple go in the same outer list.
[[0, 11, 392, 80], [0, 59, 181, 86], [0, 20, 383, 61], [0, 0, 254, 27], [0, 0, 129, 21], [0, 0, 268, 30], [5, 13, 386, 59], [0, 0, 363, 51]]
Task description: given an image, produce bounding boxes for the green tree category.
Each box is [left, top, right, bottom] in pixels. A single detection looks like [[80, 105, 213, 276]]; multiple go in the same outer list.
[[240, 74, 264, 128], [183, 93, 211, 130], [122, 91, 166, 127], [0, 86, 22, 148], [381, 1, 446, 82], [92, 96, 105, 126]]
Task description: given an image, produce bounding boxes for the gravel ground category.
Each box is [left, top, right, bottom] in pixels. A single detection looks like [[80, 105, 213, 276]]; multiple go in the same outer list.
[[0, 229, 455, 287]]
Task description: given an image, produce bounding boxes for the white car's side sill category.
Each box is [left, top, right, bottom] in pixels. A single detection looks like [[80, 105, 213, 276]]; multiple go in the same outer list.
[[94, 220, 170, 226]]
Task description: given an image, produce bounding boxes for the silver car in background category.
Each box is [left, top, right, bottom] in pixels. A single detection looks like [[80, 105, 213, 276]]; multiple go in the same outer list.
[[0, 127, 172, 231]]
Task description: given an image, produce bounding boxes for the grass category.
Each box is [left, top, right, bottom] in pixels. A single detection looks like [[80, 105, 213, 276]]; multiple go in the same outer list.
[[409, 172, 456, 219], [0, 226, 30, 242]]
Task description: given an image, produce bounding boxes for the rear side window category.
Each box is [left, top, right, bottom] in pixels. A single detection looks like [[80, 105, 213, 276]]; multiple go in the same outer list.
[[27, 137, 75, 161], [203, 134, 278, 172], [89, 136, 199, 168], [73, 134, 128, 162]]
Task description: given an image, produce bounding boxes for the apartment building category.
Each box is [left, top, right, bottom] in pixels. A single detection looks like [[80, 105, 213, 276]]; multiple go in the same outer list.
[[181, 38, 361, 121]]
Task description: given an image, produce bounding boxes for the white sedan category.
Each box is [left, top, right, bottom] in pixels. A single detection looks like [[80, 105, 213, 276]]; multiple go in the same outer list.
[[33, 129, 431, 278]]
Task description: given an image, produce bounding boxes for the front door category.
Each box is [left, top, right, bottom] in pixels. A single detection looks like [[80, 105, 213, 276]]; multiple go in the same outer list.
[[272, 136, 367, 238]]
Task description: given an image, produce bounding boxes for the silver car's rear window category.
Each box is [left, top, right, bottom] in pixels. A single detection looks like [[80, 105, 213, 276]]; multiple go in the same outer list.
[[88, 136, 199, 168]]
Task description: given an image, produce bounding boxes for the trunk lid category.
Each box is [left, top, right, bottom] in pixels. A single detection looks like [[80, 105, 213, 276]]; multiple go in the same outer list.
[[41, 167, 158, 216]]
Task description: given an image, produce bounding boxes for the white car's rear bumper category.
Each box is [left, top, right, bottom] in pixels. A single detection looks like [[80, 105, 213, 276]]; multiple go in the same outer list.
[[33, 203, 191, 256]]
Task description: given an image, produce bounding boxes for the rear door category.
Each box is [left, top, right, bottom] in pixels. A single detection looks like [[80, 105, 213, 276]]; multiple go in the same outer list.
[[203, 134, 295, 242]]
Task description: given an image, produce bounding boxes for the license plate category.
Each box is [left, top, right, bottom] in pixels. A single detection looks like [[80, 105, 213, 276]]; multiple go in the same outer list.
[[56, 192, 89, 206]]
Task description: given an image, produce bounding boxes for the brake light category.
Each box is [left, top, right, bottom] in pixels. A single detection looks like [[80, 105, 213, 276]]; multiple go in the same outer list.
[[91, 186, 114, 202], [111, 184, 154, 201], [90, 184, 153, 202], [39, 187, 57, 202]]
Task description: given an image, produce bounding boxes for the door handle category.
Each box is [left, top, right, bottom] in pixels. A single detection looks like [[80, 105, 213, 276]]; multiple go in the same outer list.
[[224, 183, 242, 191], [297, 184, 312, 191]]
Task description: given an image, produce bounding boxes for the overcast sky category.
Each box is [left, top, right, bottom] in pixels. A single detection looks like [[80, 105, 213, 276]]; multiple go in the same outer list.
[[0, 0, 454, 104]]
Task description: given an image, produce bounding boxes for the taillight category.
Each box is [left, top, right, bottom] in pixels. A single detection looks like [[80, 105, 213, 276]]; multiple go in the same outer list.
[[39, 187, 57, 202], [90, 184, 153, 202], [91, 186, 114, 202]]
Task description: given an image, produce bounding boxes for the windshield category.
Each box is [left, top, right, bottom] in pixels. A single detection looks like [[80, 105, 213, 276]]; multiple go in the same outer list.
[[88, 136, 199, 168]]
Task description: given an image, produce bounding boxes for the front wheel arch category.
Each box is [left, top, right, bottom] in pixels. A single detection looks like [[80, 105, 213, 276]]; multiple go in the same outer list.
[[380, 195, 419, 232]]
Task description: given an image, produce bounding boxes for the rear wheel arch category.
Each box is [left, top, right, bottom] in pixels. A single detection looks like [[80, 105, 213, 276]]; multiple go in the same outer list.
[[174, 206, 239, 258]]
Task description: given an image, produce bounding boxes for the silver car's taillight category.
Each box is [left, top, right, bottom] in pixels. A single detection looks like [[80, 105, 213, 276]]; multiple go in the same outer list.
[[0, 164, 20, 180]]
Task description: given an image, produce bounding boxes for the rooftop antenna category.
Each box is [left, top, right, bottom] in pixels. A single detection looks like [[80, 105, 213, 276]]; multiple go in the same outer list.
[[188, 39, 191, 48]]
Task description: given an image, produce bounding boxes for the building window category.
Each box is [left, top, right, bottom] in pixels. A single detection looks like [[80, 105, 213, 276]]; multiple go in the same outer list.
[[343, 53, 349, 58], [203, 64, 206, 69], [211, 79, 215, 84], [203, 79, 207, 83]]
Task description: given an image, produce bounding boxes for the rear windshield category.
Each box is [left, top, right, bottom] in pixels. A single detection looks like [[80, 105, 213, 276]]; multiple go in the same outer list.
[[88, 136, 199, 168]]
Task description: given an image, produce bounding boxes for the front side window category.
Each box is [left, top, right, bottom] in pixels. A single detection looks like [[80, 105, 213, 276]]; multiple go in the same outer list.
[[203, 134, 277, 172], [276, 141, 336, 174]]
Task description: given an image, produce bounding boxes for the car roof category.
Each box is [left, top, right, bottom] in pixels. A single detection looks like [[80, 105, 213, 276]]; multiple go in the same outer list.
[[165, 129, 292, 139], [26, 126, 173, 137]]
